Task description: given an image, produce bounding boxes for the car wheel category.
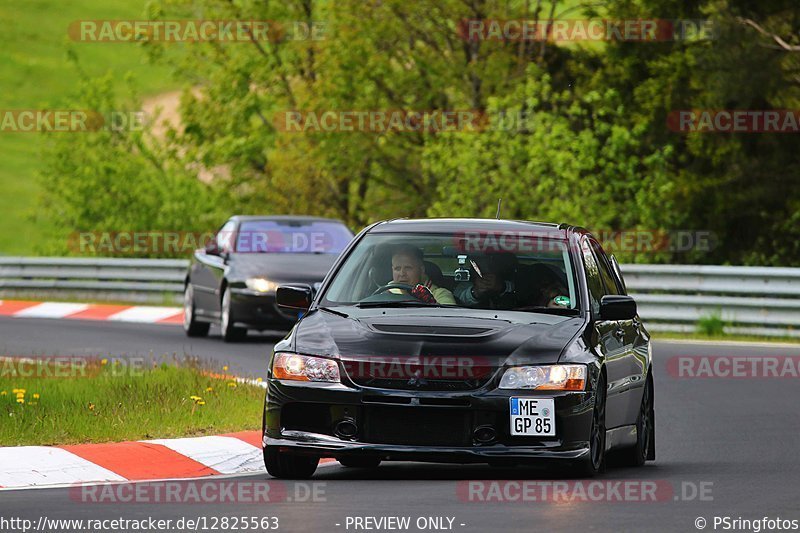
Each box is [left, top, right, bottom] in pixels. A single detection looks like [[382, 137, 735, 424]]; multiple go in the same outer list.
[[220, 287, 246, 342], [183, 284, 210, 337], [337, 457, 381, 468], [620, 373, 655, 467], [573, 373, 607, 477], [263, 446, 319, 479]]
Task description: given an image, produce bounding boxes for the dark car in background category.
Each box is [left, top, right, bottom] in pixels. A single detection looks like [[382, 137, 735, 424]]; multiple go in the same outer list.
[[262, 218, 654, 478], [183, 215, 354, 341]]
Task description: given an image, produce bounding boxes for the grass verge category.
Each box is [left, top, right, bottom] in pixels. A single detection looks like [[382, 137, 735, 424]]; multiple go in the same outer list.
[[653, 331, 800, 345], [0, 357, 264, 446]]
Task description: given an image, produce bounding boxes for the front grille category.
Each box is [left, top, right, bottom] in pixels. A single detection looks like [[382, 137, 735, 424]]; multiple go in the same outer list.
[[362, 406, 472, 446], [351, 376, 491, 391]]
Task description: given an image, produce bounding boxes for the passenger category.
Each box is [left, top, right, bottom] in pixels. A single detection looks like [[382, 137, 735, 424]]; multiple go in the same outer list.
[[454, 254, 518, 309], [538, 279, 571, 308], [391, 245, 456, 305]]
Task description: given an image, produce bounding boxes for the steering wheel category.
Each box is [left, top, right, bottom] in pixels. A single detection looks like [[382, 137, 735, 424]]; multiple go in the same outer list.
[[371, 282, 416, 297]]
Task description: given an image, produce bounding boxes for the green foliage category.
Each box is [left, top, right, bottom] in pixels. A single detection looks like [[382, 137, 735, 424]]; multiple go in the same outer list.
[[0, 0, 178, 255], [696, 310, 727, 336], [37, 72, 224, 257], [32, 0, 800, 265]]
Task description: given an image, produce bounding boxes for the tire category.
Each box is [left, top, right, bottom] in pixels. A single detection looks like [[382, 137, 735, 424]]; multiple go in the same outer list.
[[263, 446, 319, 479], [619, 373, 655, 467], [337, 457, 381, 468], [220, 287, 247, 342], [572, 373, 607, 477], [183, 284, 210, 337]]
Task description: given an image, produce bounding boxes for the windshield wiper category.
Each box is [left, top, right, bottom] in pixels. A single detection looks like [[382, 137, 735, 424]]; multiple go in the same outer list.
[[317, 306, 350, 318], [511, 306, 580, 316], [355, 300, 445, 309]]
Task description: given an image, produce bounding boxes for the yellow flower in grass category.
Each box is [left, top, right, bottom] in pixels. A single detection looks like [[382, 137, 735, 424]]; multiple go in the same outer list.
[[33, 393, 40, 399], [101, 358, 108, 366], [197, 400, 206, 406], [205, 387, 213, 393], [256, 377, 263, 383], [227, 381, 237, 388], [16, 398, 24, 404], [12, 388, 25, 394], [1, 391, 6, 396], [222, 365, 229, 372], [189, 395, 202, 401], [16, 392, 25, 400]]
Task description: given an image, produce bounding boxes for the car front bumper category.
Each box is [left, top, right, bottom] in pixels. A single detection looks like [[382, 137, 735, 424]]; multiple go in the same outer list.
[[263, 378, 596, 464], [230, 288, 301, 329]]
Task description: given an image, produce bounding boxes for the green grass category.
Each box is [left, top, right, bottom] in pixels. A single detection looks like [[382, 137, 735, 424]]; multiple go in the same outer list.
[[0, 0, 179, 256], [696, 311, 726, 336], [653, 331, 800, 345], [0, 358, 265, 446]]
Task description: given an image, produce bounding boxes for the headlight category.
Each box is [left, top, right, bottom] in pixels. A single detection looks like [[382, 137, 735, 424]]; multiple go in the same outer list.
[[272, 352, 340, 383], [499, 364, 586, 391], [245, 278, 279, 293]]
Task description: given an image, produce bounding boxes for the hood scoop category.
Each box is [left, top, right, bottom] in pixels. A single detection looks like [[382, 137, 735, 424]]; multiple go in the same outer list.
[[369, 323, 493, 336]]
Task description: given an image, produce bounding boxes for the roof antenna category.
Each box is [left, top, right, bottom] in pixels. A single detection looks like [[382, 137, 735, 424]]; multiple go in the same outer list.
[[495, 198, 503, 219]]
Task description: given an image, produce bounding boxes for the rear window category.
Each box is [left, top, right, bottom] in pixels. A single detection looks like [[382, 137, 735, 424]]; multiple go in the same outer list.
[[235, 220, 353, 254]]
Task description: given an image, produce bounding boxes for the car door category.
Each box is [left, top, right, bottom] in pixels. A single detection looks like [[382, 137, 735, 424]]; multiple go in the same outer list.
[[607, 251, 649, 424], [191, 220, 236, 319], [580, 238, 627, 430], [590, 239, 642, 427]]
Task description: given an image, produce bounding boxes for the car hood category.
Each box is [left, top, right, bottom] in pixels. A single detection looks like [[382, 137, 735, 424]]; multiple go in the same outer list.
[[287, 307, 585, 368], [227, 253, 339, 283]]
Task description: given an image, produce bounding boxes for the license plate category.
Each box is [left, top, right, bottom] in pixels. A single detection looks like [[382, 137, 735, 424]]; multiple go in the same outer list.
[[509, 397, 555, 436]]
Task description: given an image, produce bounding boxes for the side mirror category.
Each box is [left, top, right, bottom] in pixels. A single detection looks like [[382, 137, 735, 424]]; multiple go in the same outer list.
[[600, 295, 637, 321], [204, 239, 220, 256], [276, 284, 313, 311]]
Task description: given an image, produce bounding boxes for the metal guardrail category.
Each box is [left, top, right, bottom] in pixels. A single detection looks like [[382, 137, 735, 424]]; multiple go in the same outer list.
[[0, 258, 798, 337], [622, 264, 800, 338], [0, 257, 189, 304]]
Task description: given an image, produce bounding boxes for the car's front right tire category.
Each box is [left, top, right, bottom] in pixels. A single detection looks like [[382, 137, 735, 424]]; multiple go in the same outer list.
[[184, 284, 210, 337], [263, 446, 319, 479]]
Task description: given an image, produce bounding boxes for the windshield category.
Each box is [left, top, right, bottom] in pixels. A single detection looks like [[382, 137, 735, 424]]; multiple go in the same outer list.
[[321, 232, 579, 313], [235, 220, 353, 254]]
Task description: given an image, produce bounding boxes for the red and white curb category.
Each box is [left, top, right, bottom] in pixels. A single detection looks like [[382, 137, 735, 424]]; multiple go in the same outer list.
[[0, 300, 182, 325], [0, 431, 336, 491]]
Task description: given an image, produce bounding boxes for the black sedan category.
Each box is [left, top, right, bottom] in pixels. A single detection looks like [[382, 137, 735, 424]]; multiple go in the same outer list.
[[183, 215, 353, 341], [262, 218, 654, 478]]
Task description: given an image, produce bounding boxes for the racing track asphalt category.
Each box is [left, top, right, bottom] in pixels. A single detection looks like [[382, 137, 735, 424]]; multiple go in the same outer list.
[[1, 315, 799, 532]]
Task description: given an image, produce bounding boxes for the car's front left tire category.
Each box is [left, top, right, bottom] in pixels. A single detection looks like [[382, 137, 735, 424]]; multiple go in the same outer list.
[[263, 446, 319, 479], [572, 373, 607, 477], [619, 372, 655, 467], [184, 284, 210, 337]]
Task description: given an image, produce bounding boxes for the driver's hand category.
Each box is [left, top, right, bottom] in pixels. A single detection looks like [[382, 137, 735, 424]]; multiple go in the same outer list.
[[411, 284, 437, 304], [473, 273, 503, 297]]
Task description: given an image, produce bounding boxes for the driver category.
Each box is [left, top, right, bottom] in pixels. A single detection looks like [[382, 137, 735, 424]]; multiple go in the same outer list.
[[391, 245, 456, 305]]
